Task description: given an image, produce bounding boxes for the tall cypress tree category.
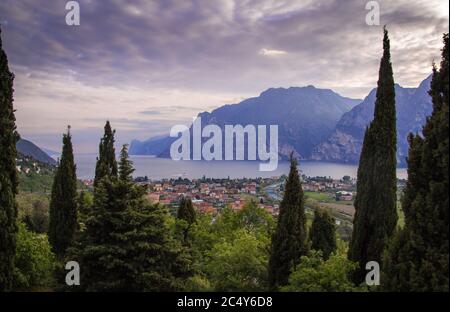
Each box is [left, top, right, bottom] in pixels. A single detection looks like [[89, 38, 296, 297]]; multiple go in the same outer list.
[[348, 27, 398, 284], [48, 127, 78, 257], [383, 34, 449, 291], [268, 154, 307, 290], [310, 209, 337, 260], [94, 121, 118, 188], [0, 26, 19, 291]]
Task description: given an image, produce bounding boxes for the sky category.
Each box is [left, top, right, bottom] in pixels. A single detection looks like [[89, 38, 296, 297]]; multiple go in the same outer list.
[[0, 0, 448, 153]]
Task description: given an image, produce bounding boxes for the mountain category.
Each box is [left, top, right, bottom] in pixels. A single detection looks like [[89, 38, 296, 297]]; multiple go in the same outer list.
[[16, 139, 57, 166], [131, 77, 433, 165], [129, 135, 174, 156], [311, 75, 433, 166], [130, 86, 360, 159]]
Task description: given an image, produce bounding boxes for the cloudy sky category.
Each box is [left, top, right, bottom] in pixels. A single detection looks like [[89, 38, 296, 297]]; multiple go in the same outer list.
[[0, 0, 448, 153]]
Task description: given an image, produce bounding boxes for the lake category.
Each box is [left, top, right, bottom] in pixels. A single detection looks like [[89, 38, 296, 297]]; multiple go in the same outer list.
[[74, 154, 408, 180]]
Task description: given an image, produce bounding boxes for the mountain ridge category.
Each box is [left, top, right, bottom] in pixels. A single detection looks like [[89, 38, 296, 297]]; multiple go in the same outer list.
[[130, 77, 433, 166], [131, 85, 360, 159]]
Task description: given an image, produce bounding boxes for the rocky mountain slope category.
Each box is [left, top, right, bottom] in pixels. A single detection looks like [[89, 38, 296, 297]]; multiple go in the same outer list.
[[311, 75, 433, 166]]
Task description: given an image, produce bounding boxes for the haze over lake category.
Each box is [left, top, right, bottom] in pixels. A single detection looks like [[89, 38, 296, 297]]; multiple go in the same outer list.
[[74, 154, 408, 180]]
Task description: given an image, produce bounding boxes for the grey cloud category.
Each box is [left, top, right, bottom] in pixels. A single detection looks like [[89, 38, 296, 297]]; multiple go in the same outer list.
[[1, 0, 446, 95], [1, 0, 448, 151]]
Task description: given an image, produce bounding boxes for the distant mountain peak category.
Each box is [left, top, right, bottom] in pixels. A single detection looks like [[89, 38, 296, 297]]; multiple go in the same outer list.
[[131, 84, 360, 158]]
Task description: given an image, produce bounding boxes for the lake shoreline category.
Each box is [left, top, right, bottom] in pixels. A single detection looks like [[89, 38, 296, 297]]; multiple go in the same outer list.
[[74, 155, 408, 181]]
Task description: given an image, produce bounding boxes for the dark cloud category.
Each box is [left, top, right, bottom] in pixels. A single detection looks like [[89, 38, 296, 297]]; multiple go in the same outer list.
[[0, 0, 448, 151], [1, 0, 447, 91]]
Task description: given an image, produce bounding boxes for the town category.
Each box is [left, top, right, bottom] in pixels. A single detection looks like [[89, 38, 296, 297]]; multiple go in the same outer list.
[[82, 173, 358, 220]]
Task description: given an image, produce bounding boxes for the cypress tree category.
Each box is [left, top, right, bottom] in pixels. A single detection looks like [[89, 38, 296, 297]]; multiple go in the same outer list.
[[268, 154, 307, 290], [0, 26, 19, 291], [48, 127, 78, 257], [76, 144, 189, 291], [384, 34, 449, 291], [177, 197, 196, 226], [348, 27, 398, 284], [310, 209, 337, 260], [94, 121, 118, 188]]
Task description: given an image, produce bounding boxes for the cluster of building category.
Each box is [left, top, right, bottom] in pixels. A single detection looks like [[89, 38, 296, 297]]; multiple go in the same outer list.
[[16, 155, 46, 174], [79, 174, 357, 216], [144, 178, 280, 215], [302, 176, 356, 201], [302, 176, 356, 192]]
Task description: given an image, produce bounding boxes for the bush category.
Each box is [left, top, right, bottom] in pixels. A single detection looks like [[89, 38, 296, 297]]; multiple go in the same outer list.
[[13, 223, 56, 290], [281, 247, 366, 292]]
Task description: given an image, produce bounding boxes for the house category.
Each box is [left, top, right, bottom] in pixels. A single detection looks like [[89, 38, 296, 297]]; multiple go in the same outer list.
[[335, 191, 353, 201]]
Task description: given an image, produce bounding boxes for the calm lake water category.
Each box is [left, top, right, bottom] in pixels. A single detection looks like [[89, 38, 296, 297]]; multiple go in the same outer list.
[[74, 154, 408, 180]]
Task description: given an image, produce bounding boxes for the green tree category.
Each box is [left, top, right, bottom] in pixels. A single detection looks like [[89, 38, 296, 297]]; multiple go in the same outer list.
[[281, 247, 365, 292], [94, 121, 118, 188], [0, 26, 19, 291], [310, 209, 337, 260], [24, 199, 49, 233], [48, 127, 78, 257], [383, 34, 449, 291], [268, 155, 308, 290], [13, 223, 56, 291], [185, 201, 274, 291], [177, 197, 196, 226], [176, 197, 196, 242], [74, 145, 189, 291], [206, 229, 269, 291], [348, 27, 398, 283]]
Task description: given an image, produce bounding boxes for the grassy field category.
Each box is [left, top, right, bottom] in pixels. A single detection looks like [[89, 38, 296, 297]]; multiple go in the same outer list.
[[304, 191, 331, 201], [304, 191, 353, 205]]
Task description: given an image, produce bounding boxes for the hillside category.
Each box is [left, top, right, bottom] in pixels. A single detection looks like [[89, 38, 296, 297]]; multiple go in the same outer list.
[[16, 139, 57, 166], [17, 152, 55, 193]]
